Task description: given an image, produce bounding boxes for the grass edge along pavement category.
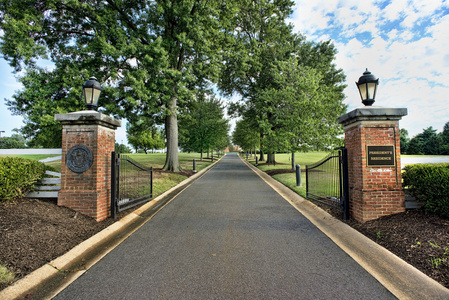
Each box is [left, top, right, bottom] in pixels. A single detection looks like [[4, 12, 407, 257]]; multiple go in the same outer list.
[[241, 157, 449, 299], [0, 155, 223, 300]]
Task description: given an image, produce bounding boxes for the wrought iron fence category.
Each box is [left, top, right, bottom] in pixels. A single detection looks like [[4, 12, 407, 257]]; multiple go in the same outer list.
[[306, 148, 349, 220], [111, 152, 153, 219]]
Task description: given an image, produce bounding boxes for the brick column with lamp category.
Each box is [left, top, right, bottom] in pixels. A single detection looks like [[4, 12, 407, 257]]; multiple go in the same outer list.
[[54, 77, 121, 222], [337, 69, 408, 222]]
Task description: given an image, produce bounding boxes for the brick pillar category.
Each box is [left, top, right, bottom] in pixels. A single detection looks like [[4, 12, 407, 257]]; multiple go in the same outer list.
[[55, 111, 121, 222], [338, 107, 407, 222]]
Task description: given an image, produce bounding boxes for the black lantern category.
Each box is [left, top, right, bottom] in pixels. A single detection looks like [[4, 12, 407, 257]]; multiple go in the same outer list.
[[356, 69, 379, 106], [82, 77, 102, 110]]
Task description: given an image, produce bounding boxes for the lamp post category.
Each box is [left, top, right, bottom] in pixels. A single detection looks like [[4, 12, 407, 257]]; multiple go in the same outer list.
[[82, 77, 103, 110], [356, 69, 379, 106]]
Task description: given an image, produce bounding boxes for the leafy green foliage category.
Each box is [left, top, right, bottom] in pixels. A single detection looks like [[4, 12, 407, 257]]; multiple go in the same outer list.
[[179, 96, 229, 157], [232, 118, 259, 152], [0, 0, 236, 170], [404, 123, 449, 155], [400, 128, 409, 154], [403, 163, 449, 218], [115, 143, 132, 154], [0, 157, 46, 201], [127, 120, 165, 154], [221, 1, 346, 159], [0, 134, 27, 149]]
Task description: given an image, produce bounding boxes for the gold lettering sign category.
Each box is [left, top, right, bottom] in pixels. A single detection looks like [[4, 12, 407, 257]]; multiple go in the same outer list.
[[367, 145, 395, 167]]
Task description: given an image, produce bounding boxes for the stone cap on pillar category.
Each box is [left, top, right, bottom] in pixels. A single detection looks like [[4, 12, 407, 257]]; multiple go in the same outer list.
[[338, 107, 407, 127], [55, 111, 121, 129]]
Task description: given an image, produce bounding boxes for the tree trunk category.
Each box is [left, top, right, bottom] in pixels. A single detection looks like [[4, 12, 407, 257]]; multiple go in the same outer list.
[[259, 133, 265, 161], [267, 152, 276, 164], [163, 97, 182, 172], [291, 152, 295, 170]]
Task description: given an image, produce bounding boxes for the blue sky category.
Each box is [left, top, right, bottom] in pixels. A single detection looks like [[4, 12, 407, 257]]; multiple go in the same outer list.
[[1, 0, 449, 142]]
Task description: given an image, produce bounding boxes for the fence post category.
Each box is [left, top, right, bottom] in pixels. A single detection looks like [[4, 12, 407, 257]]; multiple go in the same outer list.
[[255, 155, 258, 166], [305, 165, 309, 197], [296, 164, 301, 187], [341, 148, 350, 220], [193, 159, 196, 172], [111, 151, 117, 220], [150, 167, 153, 199], [292, 153, 295, 170]]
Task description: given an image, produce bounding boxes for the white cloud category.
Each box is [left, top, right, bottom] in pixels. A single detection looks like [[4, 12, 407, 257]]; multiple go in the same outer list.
[[290, 0, 449, 137]]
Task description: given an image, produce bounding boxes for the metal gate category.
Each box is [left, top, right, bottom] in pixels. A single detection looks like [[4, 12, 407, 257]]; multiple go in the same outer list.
[[111, 152, 153, 219], [306, 148, 349, 220]]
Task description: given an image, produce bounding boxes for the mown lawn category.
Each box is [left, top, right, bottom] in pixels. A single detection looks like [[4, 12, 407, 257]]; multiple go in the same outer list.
[[118, 153, 217, 198], [245, 151, 329, 198]]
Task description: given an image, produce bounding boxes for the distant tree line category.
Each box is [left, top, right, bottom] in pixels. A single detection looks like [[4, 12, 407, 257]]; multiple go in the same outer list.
[[401, 122, 449, 155], [0, 134, 27, 149]]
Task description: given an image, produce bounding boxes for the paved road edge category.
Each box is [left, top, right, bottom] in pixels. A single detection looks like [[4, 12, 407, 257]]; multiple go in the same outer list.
[[241, 157, 449, 300], [0, 156, 223, 300]]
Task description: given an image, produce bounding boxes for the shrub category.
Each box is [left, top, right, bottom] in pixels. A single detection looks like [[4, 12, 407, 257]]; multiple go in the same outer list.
[[0, 157, 46, 201], [403, 163, 449, 218]]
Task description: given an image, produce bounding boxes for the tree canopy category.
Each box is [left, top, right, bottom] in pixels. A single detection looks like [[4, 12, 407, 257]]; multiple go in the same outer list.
[[222, 1, 346, 161], [0, 0, 235, 170], [1, 0, 347, 167], [404, 123, 449, 155], [179, 95, 229, 159]]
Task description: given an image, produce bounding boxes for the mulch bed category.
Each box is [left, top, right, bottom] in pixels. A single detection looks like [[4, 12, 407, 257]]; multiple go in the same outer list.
[[1, 186, 448, 291], [316, 203, 449, 289], [0, 198, 115, 291]]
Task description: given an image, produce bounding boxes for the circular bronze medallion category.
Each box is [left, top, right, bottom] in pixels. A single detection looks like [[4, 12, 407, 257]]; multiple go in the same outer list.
[[66, 145, 93, 173]]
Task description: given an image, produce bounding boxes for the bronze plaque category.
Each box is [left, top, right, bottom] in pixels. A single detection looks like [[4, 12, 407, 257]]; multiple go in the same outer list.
[[367, 145, 395, 167], [66, 145, 93, 173]]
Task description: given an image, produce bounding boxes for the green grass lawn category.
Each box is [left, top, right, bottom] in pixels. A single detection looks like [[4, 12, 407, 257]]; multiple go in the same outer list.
[[246, 152, 329, 172], [119, 152, 216, 198], [244, 151, 330, 198], [127, 152, 214, 172]]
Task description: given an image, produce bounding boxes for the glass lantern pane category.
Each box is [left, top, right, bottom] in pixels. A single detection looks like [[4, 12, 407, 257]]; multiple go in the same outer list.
[[358, 83, 367, 100], [367, 82, 376, 99], [92, 89, 101, 105], [84, 88, 94, 104]]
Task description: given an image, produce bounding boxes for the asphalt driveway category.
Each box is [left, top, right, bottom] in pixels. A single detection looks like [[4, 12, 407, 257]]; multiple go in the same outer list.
[[55, 153, 394, 299]]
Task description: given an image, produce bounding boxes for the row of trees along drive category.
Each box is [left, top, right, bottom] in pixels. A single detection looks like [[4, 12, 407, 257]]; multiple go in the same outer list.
[[225, 2, 346, 162], [0, 0, 346, 170]]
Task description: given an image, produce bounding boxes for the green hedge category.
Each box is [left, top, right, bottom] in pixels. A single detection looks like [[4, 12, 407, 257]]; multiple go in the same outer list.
[[0, 157, 46, 201], [403, 163, 449, 218]]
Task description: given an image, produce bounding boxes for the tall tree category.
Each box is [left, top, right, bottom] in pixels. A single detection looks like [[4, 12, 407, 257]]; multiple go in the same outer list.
[[0, 0, 234, 171], [232, 118, 259, 153], [219, 0, 346, 163], [127, 120, 165, 154], [219, 0, 297, 162], [400, 128, 410, 154], [258, 58, 345, 155], [179, 96, 229, 159]]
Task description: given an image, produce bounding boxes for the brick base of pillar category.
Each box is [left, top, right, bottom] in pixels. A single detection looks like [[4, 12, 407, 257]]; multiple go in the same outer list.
[[55, 111, 121, 222]]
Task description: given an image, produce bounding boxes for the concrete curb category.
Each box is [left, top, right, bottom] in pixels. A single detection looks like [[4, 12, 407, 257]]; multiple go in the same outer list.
[[241, 157, 449, 300], [0, 156, 223, 300]]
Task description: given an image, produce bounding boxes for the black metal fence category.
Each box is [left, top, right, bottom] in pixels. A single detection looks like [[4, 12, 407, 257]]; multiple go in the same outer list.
[[111, 152, 153, 219], [306, 148, 349, 220]]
